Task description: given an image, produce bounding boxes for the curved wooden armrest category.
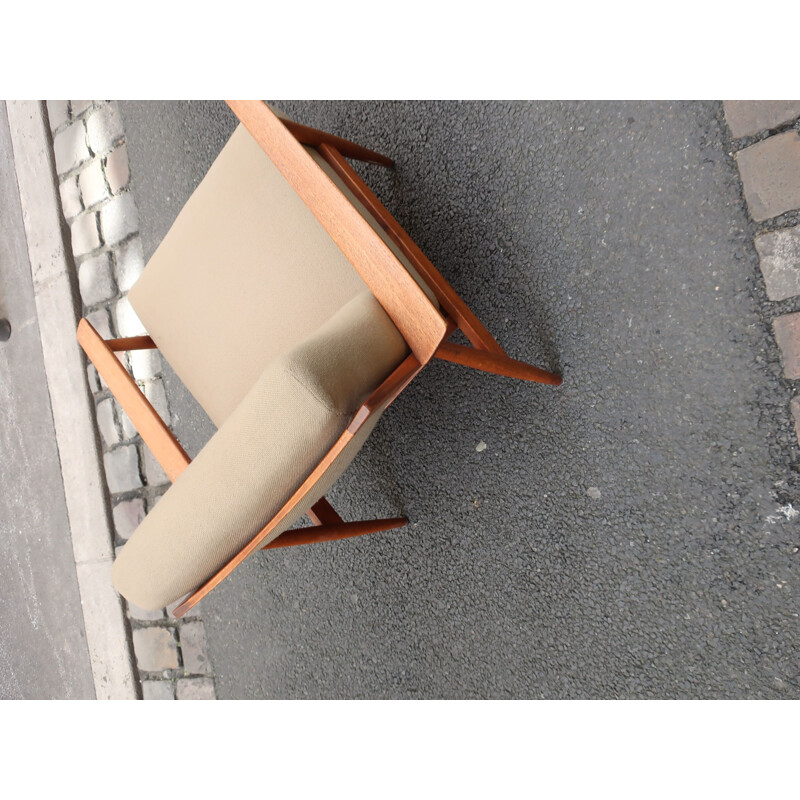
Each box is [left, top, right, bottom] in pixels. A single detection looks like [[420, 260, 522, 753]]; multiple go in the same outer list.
[[171, 353, 422, 618], [348, 353, 422, 433]]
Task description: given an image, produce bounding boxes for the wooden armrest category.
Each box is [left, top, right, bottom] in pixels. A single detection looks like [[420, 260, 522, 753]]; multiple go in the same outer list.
[[77, 319, 190, 483], [226, 100, 447, 365], [348, 353, 422, 433], [172, 352, 423, 617]]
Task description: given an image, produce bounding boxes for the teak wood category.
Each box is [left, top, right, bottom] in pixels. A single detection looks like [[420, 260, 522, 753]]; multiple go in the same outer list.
[[280, 118, 394, 168], [77, 319, 190, 483], [316, 142, 506, 356], [77, 100, 563, 619], [262, 517, 408, 550], [434, 341, 563, 386]]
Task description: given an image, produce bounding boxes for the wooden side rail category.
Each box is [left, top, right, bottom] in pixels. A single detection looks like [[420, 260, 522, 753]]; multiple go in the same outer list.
[[226, 100, 447, 366], [314, 143, 563, 387], [316, 142, 505, 356], [106, 335, 157, 352], [77, 319, 191, 482]]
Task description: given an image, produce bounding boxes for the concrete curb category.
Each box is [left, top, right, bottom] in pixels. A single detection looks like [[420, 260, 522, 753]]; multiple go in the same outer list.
[[6, 100, 137, 700], [45, 100, 217, 699]]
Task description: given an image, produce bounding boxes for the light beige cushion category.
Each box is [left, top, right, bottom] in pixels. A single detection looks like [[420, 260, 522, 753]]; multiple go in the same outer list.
[[112, 293, 408, 610], [129, 122, 435, 428]]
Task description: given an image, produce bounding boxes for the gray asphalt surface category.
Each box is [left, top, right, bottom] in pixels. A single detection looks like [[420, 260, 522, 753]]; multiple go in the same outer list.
[[0, 105, 95, 699], [121, 101, 800, 699]]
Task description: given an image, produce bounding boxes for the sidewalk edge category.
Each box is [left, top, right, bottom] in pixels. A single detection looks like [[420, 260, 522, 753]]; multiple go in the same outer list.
[[6, 100, 137, 700]]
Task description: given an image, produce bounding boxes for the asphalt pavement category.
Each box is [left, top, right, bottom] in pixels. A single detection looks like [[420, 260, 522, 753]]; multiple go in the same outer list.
[[121, 101, 800, 699], [0, 104, 95, 699]]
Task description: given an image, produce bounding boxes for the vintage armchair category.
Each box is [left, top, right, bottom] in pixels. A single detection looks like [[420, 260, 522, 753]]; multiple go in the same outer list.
[[77, 101, 562, 617]]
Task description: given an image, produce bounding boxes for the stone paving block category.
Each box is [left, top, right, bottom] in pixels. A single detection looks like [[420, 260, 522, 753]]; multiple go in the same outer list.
[[176, 677, 216, 700], [96, 397, 121, 447], [179, 621, 211, 674], [70, 212, 100, 256], [166, 595, 200, 619], [103, 443, 142, 493], [129, 348, 161, 381], [114, 295, 146, 337], [46, 100, 69, 132], [86, 363, 101, 393], [736, 131, 800, 222], [78, 252, 116, 306], [71, 100, 93, 116], [143, 378, 170, 424], [100, 191, 139, 245], [105, 143, 130, 194], [142, 680, 174, 700], [143, 444, 168, 487], [86, 307, 114, 340], [53, 121, 89, 175], [754, 225, 800, 301], [791, 397, 800, 447], [114, 235, 144, 293], [58, 175, 82, 219], [773, 311, 800, 378], [87, 103, 124, 155], [132, 627, 179, 671], [724, 101, 800, 138], [118, 403, 137, 440], [128, 601, 165, 622], [112, 497, 146, 540], [78, 158, 109, 209]]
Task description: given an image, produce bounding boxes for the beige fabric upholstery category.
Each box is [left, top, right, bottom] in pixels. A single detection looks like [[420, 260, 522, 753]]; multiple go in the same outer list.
[[305, 147, 439, 308], [112, 293, 408, 610], [129, 123, 436, 427]]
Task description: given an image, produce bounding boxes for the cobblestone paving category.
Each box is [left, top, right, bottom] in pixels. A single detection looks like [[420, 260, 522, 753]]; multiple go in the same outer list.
[[725, 101, 800, 451], [45, 100, 216, 700]]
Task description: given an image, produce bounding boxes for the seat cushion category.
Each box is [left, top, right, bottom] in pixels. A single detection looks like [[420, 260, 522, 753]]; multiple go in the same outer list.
[[129, 122, 436, 427], [112, 292, 408, 610]]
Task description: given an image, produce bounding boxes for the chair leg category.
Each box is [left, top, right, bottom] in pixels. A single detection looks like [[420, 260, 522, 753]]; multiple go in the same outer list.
[[280, 118, 394, 168], [308, 497, 343, 526], [262, 517, 408, 549], [434, 341, 562, 386]]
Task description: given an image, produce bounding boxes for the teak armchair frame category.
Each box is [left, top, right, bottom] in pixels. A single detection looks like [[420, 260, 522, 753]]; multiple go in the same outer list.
[[77, 101, 562, 618]]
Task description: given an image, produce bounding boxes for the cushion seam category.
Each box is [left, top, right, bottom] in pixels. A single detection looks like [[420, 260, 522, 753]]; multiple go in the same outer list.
[[282, 361, 350, 417]]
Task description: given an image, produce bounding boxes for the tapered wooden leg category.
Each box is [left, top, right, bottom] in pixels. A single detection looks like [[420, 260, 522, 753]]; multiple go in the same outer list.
[[308, 497, 343, 526], [281, 118, 394, 168], [262, 517, 407, 549], [434, 341, 562, 386]]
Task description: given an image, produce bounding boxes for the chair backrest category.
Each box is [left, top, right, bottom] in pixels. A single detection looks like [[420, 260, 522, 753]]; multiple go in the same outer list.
[[227, 100, 448, 365]]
